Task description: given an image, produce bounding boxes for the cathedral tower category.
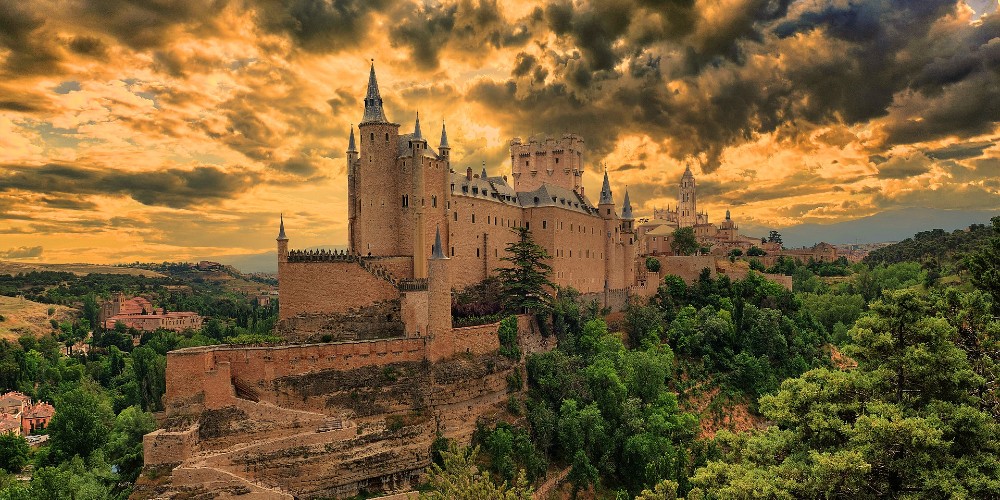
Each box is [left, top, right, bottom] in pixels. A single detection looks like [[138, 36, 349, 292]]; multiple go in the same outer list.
[[678, 165, 697, 227], [353, 63, 402, 256]]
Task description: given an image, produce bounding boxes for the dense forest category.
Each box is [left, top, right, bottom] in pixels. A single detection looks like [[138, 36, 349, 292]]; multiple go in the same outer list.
[[433, 216, 1000, 498], [2, 217, 998, 499]]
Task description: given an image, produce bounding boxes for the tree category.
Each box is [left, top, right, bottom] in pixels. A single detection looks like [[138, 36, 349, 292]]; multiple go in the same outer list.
[[670, 227, 698, 256], [691, 289, 1000, 498], [747, 246, 766, 257], [767, 230, 782, 245], [131, 346, 166, 411], [496, 227, 556, 314], [104, 406, 157, 483], [645, 257, 661, 273], [419, 443, 533, 500], [47, 387, 115, 462], [0, 433, 29, 473], [967, 216, 1000, 313]]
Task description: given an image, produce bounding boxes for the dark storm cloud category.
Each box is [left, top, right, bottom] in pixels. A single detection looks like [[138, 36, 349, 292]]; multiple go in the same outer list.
[[0, 163, 261, 209], [461, 0, 998, 172], [0, 0, 62, 75], [0, 246, 43, 259], [69, 0, 229, 50], [925, 140, 995, 161], [876, 154, 933, 180], [390, 0, 535, 70], [67, 35, 107, 57], [255, 0, 395, 53]]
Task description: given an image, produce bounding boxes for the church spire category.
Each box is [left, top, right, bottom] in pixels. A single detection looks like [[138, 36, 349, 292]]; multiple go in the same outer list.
[[361, 62, 388, 124], [622, 189, 633, 219], [347, 125, 356, 152], [413, 112, 423, 140], [599, 169, 614, 205], [277, 214, 287, 241], [439, 121, 449, 149]]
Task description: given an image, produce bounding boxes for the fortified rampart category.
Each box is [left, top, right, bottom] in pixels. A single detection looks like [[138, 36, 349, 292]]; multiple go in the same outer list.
[[140, 315, 550, 499]]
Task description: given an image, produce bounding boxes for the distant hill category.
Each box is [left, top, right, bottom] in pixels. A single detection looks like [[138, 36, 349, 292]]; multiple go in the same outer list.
[[0, 261, 163, 277], [776, 208, 998, 248], [0, 295, 76, 340], [863, 220, 996, 266]]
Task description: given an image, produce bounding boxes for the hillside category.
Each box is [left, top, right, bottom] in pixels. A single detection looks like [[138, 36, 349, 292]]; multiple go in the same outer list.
[[0, 261, 163, 278], [0, 295, 76, 340], [863, 217, 997, 266]]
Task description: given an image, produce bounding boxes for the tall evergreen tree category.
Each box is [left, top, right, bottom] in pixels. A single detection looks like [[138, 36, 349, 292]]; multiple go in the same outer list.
[[967, 216, 1000, 313], [496, 227, 555, 314], [670, 227, 698, 256]]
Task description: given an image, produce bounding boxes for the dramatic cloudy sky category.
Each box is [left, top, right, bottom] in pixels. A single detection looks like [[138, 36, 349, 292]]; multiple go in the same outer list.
[[0, 0, 997, 264]]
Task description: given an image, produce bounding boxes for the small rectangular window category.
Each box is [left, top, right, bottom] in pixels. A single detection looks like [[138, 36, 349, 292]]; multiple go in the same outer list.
[[543, 221, 547, 229], [454, 212, 458, 221]]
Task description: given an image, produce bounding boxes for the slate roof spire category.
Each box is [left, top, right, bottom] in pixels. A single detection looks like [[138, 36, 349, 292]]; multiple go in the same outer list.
[[413, 112, 423, 140], [439, 121, 449, 149], [361, 61, 388, 124], [431, 226, 445, 259], [277, 214, 287, 240], [347, 125, 356, 152], [599, 168, 614, 205], [481, 161, 487, 179], [622, 188, 633, 219]]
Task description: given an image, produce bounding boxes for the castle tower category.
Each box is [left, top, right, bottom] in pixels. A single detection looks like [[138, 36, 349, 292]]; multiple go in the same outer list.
[[598, 170, 619, 292], [678, 165, 697, 227], [354, 62, 402, 257], [347, 125, 359, 250], [598, 169, 616, 219], [427, 228, 453, 361], [410, 112, 429, 279], [277, 214, 289, 263], [621, 188, 636, 286]]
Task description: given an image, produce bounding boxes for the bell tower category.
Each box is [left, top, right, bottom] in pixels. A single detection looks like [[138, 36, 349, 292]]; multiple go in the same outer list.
[[678, 165, 697, 227]]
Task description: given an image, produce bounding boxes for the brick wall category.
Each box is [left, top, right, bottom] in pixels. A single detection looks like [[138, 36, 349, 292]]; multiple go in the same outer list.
[[654, 255, 718, 283]]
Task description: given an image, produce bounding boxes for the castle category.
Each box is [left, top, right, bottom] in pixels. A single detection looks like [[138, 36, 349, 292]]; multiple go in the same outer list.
[[99, 293, 203, 333], [276, 64, 641, 343], [138, 65, 837, 499]]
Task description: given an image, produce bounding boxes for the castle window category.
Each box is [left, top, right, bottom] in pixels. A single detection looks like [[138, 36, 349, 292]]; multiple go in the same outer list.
[[454, 212, 458, 221], [451, 247, 455, 256], [432, 195, 437, 207], [370, 132, 374, 141], [477, 248, 480, 257], [555, 158, 559, 164], [526, 160, 530, 167], [402, 195, 409, 207], [607, 209, 611, 215], [385, 133, 389, 142], [525, 222, 529, 230], [542, 220, 547, 229], [472, 214, 475, 223]]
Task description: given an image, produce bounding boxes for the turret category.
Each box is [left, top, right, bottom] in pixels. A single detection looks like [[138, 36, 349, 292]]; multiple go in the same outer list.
[[621, 188, 634, 232], [361, 62, 388, 125], [438, 121, 450, 161], [347, 125, 359, 250], [598, 169, 616, 219], [277, 214, 289, 263], [427, 227, 453, 361]]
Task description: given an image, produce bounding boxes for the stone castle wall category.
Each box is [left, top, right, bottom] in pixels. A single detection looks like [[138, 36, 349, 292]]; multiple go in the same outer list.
[[278, 261, 400, 320]]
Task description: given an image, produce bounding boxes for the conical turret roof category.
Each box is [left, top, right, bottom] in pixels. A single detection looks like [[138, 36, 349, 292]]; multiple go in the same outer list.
[[277, 214, 287, 240], [361, 63, 388, 124], [622, 189, 633, 219], [439, 121, 449, 149], [347, 125, 356, 152], [431, 227, 445, 259], [413, 112, 423, 140], [599, 170, 614, 205]]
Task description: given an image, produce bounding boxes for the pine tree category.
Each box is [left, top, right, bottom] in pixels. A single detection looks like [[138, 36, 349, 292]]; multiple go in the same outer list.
[[968, 216, 1000, 313], [496, 227, 555, 314]]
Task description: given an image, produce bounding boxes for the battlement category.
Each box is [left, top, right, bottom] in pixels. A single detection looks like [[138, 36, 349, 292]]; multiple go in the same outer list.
[[287, 249, 358, 263]]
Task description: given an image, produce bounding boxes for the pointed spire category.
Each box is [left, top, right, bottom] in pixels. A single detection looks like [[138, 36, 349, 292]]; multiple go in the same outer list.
[[431, 226, 445, 259], [347, 125, 357, 152], [439, 121, 449, 149], [361, 61, 388, 124], [726, 209, 731, 220], [599, 169, 614, 205], [481, 161, 487, 180], [622, 189, 633, 219], [277, 214, 288, 240], [413, 112, 423, 140]]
